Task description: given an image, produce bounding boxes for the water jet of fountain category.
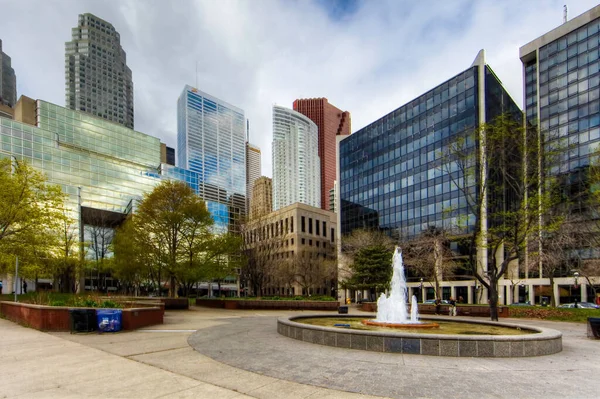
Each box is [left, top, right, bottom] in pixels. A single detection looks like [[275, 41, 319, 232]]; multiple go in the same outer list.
[[375, 247, 420, 324]]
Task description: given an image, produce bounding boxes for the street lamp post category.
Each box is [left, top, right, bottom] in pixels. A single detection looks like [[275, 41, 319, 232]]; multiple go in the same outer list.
[[573, 271, 580, 306], [420, 278, 423, 302]]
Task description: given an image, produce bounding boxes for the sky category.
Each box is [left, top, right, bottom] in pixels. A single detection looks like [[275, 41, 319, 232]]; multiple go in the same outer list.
[[1, 0, 599, 178]]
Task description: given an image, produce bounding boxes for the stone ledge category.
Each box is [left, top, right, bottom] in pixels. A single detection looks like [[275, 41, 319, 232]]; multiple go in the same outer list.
[[277, 314, 563, 357]]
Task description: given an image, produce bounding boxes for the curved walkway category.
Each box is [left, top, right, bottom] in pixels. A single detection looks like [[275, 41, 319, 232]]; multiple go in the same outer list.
[[2, 306, 599, 398], [188, 313, 600, 399]]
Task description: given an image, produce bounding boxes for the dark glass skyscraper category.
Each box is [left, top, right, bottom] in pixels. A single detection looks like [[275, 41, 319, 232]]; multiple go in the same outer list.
[[339, 51, 520, 239], [521, 5, 600, 190], [0, 39, 17, 108]]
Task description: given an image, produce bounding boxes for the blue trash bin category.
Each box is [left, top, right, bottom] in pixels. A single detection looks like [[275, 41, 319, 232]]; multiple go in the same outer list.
[[96, 309, 122, 332]]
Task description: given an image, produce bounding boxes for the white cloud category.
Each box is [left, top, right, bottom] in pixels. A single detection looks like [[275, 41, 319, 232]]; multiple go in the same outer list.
[[1, 0, 598, 178]]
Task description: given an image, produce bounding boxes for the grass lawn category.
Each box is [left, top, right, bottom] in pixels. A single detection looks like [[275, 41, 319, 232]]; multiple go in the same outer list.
[[509, 305, 600, 323]]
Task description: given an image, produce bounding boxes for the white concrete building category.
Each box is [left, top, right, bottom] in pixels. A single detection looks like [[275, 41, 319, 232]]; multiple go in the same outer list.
[[272, 105, 320, 210]]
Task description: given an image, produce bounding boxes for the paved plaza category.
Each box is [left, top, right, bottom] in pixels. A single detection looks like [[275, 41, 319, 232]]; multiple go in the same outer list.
[[0, 306, 599, 398]]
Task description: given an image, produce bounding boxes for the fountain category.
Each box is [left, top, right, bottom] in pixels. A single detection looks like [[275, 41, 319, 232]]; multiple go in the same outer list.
[[276, 246, 563, 357], [362, 248, 438, 328]]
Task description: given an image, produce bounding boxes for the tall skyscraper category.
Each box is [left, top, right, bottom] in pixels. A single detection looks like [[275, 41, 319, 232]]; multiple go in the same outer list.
[[250, 176, 272, 219], [272, 105, 320, 210], [246, 142, 261, 212], [0, 39, 17, 108], [177, 85, 246, 230], [520, 5, 600, 206], [293, 98, 351, 210], [65, 13, 134, 128]]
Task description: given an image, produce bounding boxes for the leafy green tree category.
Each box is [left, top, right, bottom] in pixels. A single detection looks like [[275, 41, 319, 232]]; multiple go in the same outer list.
[[0, 158, 65, 274], [112, 217, 152, 296], [345, 245, 394, 297], [112, 180, 239, 298]]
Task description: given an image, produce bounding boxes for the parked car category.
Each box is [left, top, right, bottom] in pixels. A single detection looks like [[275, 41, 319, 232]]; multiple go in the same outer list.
[[423, 299, 450, 305], [511, 302, 532, 306], [558, 302, 600, 309]]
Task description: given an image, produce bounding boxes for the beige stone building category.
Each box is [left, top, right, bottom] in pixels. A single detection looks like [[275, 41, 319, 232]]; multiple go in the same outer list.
[[250, 176, 272, 220], [242, 202, 337, 296]]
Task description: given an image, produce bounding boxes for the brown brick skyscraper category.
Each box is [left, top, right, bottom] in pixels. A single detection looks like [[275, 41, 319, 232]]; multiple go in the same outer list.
[[293, 98, 351, 211]]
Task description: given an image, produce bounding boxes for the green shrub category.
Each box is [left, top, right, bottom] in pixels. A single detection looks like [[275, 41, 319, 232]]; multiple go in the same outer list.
[[50, 300, 66, 306], [99, 300, 119, 308]]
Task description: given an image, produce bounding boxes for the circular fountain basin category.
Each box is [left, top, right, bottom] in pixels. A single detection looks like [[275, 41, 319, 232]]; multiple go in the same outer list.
[[277, 314, 562, 357], [361, 319, 440, 329]]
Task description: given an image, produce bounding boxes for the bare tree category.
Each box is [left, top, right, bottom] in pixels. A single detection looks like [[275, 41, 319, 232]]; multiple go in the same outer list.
[[294, 250, 337, 296], [403, 226, 457, 301], [441, 114, 549, 320], [240, 215, 286, 296]]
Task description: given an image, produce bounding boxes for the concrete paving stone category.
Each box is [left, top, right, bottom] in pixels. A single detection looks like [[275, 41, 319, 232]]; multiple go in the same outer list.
[[493, 341, 511, 357], [421, 339, 440, 356], [384, 337, 402, 353], [401, 338, 420, 354], [324, 331, 337, 346], [336, 332, 351, 348], [509, 340, 525, 357], [439, 339, 458, 356], [366, 335, 384, 352], [311, 329, 325, 345], [302, 328, 313, 343], [459, 340, 477, 357], [350, 333, 367, 350], [476, 340, 494, 357]]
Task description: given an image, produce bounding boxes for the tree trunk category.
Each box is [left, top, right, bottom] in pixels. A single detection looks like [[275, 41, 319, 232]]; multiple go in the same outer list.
[[549, 275, 556, 307], [169, 274, 176, 298], [489, 278, 499, 321]]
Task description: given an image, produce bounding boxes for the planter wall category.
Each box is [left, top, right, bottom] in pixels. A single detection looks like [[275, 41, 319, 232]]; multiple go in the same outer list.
[[0, 301, 70, 331], [121, 307, 164, 330], [0, 301, 163, 331], [195, 298, 338, 311]]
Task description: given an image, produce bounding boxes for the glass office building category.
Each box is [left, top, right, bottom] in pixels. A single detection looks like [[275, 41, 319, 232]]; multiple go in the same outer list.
[[1, 99, 161, 217], [177, 86, 246, 231], [521, 5, 600, 181], [0, 97, 235, 235], [339, 51, 520, 239]]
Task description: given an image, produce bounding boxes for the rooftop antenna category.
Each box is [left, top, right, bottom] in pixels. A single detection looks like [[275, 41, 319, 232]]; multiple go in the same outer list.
[[563, 5, 568, 24], [195, 61, 198, 89]]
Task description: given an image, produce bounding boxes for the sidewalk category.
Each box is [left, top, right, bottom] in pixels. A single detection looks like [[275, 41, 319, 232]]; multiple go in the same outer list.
[[0, 307, 382, 399]]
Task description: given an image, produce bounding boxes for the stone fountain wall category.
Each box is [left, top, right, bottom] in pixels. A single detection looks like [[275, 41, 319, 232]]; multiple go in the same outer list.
[[277, 315, 563, 357]]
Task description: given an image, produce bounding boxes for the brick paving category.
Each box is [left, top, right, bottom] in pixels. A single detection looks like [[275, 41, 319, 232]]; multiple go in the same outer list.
[[188, 315, 600, 399]]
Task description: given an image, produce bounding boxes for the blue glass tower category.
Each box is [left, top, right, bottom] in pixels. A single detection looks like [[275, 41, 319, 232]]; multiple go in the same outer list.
[[177, 85, 246, 232]]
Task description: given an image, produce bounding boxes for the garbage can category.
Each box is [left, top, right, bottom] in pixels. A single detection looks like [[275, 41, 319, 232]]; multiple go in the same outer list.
[[96, 309, 122, 332], [69, 309, 97, 333], [588, 317, 600, 339], [338, 306, 348, 314]]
